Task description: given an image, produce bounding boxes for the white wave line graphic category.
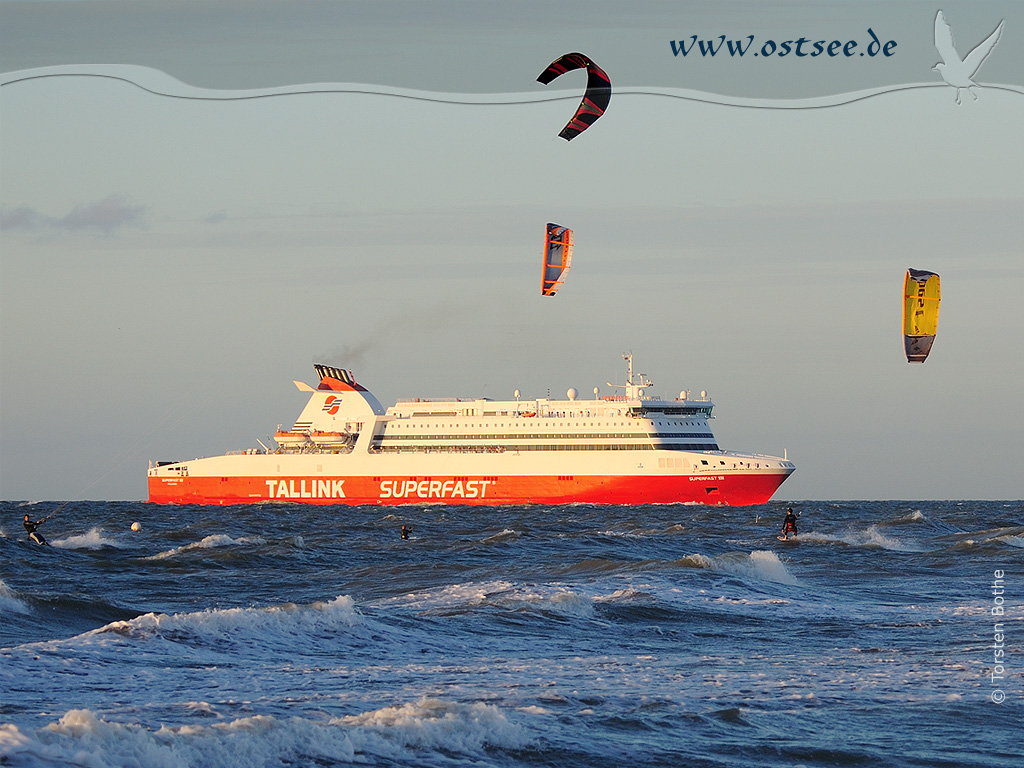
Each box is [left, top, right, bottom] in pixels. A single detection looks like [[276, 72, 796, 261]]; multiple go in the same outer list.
[[3, 65, 1023, 109]]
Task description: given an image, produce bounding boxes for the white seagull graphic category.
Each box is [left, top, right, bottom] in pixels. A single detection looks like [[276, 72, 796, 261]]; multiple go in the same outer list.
[[933, 10, 1004, 104]]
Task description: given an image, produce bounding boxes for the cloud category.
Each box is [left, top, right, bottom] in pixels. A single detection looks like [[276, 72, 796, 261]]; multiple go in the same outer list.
[[0, 205, 45, 230], [0, 195, 146, 234], [57, 195, 146, 233]]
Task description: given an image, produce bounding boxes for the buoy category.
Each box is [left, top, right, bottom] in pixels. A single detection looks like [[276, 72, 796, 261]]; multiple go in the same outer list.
[[131, 521, 141, 532]]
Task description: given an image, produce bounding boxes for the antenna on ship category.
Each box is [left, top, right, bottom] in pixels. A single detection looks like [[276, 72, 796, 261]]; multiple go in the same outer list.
[[607, 352, 652, 400]]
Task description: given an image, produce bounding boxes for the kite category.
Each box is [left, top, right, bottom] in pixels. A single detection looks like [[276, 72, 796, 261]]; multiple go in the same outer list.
[[903, 268, 941, 363], [536, 52, 611, 141], [541, 223, 573, 296]]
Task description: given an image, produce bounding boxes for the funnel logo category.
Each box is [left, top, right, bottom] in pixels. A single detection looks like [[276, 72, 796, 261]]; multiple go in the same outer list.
[[322, 396, 341, 415]]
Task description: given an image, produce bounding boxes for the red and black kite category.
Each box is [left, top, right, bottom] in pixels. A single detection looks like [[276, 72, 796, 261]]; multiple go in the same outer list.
[[536, 53, 611, 141]]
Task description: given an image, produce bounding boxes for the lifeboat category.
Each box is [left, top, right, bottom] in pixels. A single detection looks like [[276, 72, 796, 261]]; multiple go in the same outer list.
[[274, 430, 310, 447], [309, 430, 349, 447]]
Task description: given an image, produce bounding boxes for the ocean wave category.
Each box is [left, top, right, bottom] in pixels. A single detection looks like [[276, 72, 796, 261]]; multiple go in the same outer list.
[[146, 534, 267, 560], [84, 595, 364, 649], [593, 588, 654, 604], [379, 579, 515, 611], [0, 578, 30, 615], [895, 510, 928, 523], [336, 697, 530, 754], [0, 709, 357, 768], [797, 526, 924, 552], [481, 528, 521, 543], [380, 579, 595, 619], [0, 698, 529, 767], [675, 553, 714, 570], [675, 550, 800, 585], [51, 527, 122, 550]]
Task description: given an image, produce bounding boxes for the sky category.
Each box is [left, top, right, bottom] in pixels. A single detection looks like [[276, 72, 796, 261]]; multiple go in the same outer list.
[[1, 1, 1022, 501]]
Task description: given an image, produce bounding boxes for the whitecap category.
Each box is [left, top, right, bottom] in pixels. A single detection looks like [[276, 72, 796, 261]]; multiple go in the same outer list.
[[380, 579, 595, 618], [0, 708, 360, 768], [467, 583, 593, 618], [378, 580, 515, 611], [518, 705, 550, 715], [687, 550, 800, 585], [724, 550, 801, 585], [796, 526, 924, 552], [147, 534, 266, 560], [594, 588, 653, 603], [51, 527, 122, 550], [893, 510, 927, 523], [86, 595, 364, 649], [538, 589, 594, 617], [482, 528, 520, 543], [856, 525, 925, 552], [335, 696, 530, 754], [0, 578, 30, 615], [676, 553, 714, 569]]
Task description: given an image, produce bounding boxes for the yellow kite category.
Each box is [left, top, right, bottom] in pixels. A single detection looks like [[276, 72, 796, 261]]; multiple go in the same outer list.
[[903, 268, 940, 363]]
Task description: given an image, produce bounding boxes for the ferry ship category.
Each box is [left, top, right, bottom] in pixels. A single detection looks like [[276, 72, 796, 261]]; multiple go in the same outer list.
[[148, 355, 795, 506]]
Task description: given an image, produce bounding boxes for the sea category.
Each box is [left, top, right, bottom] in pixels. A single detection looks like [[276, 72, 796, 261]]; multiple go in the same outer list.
[[1, 499, 1021, 768]]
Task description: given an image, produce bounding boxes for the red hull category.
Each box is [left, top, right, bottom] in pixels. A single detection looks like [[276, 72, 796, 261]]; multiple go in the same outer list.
[[149, 472, 790, 507]]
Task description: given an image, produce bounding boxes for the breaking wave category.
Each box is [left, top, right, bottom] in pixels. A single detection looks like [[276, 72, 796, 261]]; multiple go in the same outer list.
[[335, 696, 531, 753], [147, 534, 267, 560], [74, 595, 365, 651], [378, 579, 595, 619], [797, 525, 925, 552], [0, 578, 30, 615], [675, 550, 800, 585], [482, 528, 521, 543], [51, 527, 123, 550], [0, 698, 529, 768]]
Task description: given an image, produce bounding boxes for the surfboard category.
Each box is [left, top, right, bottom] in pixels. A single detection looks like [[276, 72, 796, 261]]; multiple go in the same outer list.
[[776, 535, 795, 542]]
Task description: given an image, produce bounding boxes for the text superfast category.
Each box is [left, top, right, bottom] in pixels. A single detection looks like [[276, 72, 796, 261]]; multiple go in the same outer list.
[[262, 478, 496, 500]]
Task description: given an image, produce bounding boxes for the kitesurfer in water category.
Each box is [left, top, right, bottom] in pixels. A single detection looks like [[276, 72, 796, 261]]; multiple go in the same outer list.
[[780, 508, 798, 540], [24, 514, 48, 546], [401, 525, 411, 540]]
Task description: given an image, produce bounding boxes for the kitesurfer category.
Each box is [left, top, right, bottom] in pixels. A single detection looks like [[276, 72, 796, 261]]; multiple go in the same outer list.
[[401, 525, 411, 540], [780, 508, 798, 540], [23, 514, 48, 546]]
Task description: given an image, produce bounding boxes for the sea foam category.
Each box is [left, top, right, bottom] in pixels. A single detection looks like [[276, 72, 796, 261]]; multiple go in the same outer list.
[[797, 525, 924, 552], [0, 699, 529, 768], [336, 697, 530, 754], [85, 595, 364, 650], [678, 551, 800, 585], [51, 527, 122, 550], [381, 579, 595, 618]]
